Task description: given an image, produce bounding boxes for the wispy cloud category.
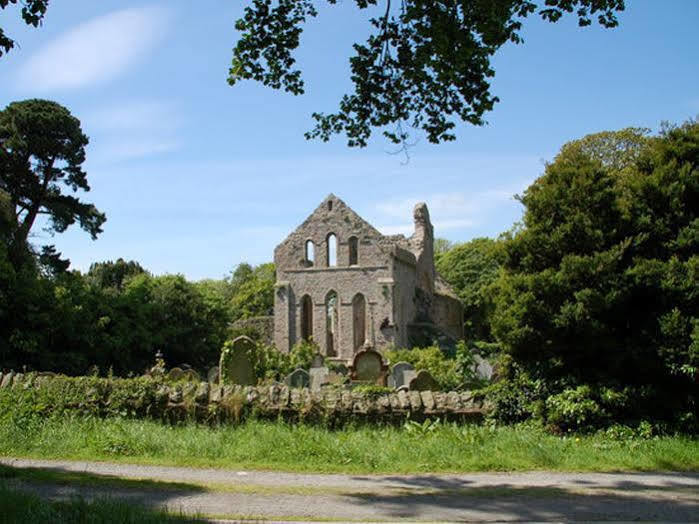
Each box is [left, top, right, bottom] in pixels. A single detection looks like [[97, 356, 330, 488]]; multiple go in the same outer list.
[[83, 99, 183, 164], [372, 184, 530, 238], [16, 6, 171, 90]]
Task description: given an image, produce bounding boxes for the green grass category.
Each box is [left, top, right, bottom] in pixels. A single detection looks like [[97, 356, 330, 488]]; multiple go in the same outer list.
[[0, 415, 696, 473], [0, 483, 200, 523]]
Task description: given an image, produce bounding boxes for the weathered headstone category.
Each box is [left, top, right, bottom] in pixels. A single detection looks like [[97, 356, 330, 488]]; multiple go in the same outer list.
[[311, 353, 325, 368], [309, 367, 329, 392], [285, 368, 310, 389], [207, 366, 220, 384], [350, 347, 388, 385], [182, 369, 200, 382], [408, 370, 439, 391], [473, 355, 494, 381], [388, 361, 416, 389], [1, 371, 14, 388], [219, 336, 256, 386], [166, 367, 184, 382]]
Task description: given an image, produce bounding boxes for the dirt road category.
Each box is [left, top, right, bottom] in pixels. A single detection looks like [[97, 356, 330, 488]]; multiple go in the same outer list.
[[2, 457, 697, 522]]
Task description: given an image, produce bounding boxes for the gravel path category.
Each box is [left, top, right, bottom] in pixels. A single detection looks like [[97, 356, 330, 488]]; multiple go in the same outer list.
[[2, 457, 698, 522]]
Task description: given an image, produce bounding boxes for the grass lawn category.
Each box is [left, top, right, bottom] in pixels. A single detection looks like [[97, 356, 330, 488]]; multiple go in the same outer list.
[[0, 415, 696, 474]]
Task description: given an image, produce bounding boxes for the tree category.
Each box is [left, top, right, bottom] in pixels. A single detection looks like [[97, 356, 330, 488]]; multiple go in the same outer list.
[[228, 262, 276, 321], [230, 0, 625, 148], [0, 99, 106, 270], [436, 237, 503, 343], [0, 0, 49, 58], [490, 122, 698, 424], [86, 258, 147, 291]]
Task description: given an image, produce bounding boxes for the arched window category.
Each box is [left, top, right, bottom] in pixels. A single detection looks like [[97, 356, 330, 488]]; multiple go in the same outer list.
[[305, 240, 315, 266], [326, 233, 337, 267], [325, 290, 338, 356], [301, 295, 313, 341], [352, 293, 366, 350], [348, 236, 358, 266]]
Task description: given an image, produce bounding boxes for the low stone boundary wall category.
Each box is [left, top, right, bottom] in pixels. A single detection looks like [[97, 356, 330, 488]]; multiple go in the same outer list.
[[0, 370, 487, 424]]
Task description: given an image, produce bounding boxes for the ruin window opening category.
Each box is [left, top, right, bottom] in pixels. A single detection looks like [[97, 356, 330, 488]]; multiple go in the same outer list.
[[325, 290, 338, 356], [326, 233, 337, 267], [305, 240, 315, 266], [328, 200, 333, 211], [348, 236, 358, 266], [301, 295, 313, 342], [352, 293, 366, 351]]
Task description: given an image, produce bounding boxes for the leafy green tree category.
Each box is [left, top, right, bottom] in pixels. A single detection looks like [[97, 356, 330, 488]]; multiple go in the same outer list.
[[228, 262, 276, 321], [122, 274, 230, 370], [436, 237, 503, 344], [433, 237, 454, 256], [0, 99, 105, 270], [230, 0, 625, 148], [86, 259, 147, 291], [0, 0, 49, 58], [490, 122, 698, 424]]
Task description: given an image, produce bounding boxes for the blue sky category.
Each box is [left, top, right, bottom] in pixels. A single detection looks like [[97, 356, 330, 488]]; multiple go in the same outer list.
[[1, 1, 697, 280]]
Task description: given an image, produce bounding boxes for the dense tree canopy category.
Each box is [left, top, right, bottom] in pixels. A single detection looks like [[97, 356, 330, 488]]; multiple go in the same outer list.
[[230, 0, 625, 147], [0, 99, 105, 270], [490, 122, 698, 424], [436, 237, 503, 344]]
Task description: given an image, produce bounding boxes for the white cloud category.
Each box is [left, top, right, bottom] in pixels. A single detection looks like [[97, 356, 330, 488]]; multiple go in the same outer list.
[[16, 6, 171, 90], [83, 98, 183, 164], [373, 184, 529, 238]]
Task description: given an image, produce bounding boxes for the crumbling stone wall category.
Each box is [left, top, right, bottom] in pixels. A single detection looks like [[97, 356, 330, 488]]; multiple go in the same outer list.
[[0, 371, 487, 424]]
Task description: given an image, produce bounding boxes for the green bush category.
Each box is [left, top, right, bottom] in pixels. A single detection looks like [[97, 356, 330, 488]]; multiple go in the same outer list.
[[255, 339, 317, 381], [545, 385, 607, 432]]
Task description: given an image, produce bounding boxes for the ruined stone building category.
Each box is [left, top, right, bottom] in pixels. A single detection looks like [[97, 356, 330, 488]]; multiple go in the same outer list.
[[273, 195, 463, 361]]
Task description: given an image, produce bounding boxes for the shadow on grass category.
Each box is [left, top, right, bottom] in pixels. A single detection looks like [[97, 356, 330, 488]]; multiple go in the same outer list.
[[0, 463, 207, 518]]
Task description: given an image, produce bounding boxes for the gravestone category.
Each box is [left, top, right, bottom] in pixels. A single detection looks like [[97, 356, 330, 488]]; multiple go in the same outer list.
[[309, 367, 329, 392], [166, 367, 184, 382], [350, 347, 388, 385], [219, 336, 256, 386], [207, 366, 220, 384], [182, 369, 200, 382], [388, 361, 416, 389], [408, 370, 439, 391], [473, 355, 494, 381], [311, 353, 325, 368], [285, 368, 310, 389]]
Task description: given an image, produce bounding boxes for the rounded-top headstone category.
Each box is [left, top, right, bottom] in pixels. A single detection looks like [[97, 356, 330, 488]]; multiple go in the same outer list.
[[219, 336, 256, 386], [182, 369, 200, 382], [167, 367, 185, 381], [408, 370, 439, 391], [353, 349, 385, 382], [390, 361, 415, 389]]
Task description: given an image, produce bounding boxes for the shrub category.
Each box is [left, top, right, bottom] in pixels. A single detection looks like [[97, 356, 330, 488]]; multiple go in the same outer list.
[[545, 385, 607, 433]]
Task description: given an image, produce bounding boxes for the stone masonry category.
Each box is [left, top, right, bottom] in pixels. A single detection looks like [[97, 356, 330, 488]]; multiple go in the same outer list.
[[274, 194, 463, 361]]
